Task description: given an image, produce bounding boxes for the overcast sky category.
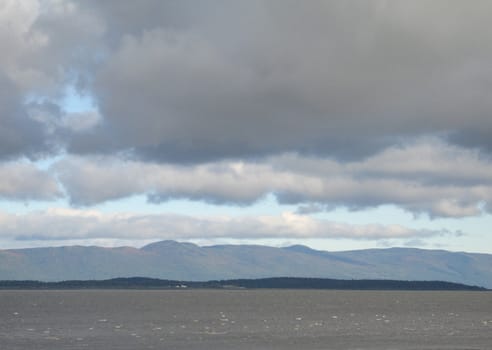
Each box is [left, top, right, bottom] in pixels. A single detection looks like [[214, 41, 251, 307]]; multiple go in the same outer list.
[[1, 0, 492, 253]]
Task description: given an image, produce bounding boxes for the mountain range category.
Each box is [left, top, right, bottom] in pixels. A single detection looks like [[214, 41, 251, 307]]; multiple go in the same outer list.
[[1, 241, 491, 288]]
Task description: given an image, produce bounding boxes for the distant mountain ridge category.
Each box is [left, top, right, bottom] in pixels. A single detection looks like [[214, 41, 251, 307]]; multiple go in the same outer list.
[[0, 240, 491, 288]]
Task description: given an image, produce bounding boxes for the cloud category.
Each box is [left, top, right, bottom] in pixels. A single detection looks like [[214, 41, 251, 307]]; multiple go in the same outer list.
[[0, 0, 55, 158], [2, 1, 492, 224], [0, 208, 447, 242], [3, 1, 492, 163], [3, 1, 492, 161], [55, 139, 492, 218], [0, 161, 61, 200], [0, 74, 51, 160], [0, 0, 46, 91], [28, 100, 102, 134], [0, 0, 103, 160], [62, 0, 492, 162]]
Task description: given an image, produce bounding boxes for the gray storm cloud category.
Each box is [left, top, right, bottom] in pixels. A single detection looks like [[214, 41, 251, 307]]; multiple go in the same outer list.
[[0, 0, 102, 159], [2, 0, 492, 160], [67, 0, 492, 161]]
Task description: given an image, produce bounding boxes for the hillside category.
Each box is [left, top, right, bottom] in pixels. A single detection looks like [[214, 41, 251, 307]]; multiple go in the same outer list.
[[0, 241, 491, 288]]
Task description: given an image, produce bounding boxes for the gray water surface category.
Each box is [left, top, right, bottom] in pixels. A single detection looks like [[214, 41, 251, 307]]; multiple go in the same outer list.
[[0, 290, 491, 349]]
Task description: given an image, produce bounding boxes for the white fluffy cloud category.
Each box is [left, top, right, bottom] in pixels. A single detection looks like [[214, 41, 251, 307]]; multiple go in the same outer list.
[[0, 161, 61, 200], [0, 208, 446, 242]]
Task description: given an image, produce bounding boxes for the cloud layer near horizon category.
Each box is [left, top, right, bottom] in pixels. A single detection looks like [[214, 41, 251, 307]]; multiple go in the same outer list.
[[0, 208, 448, 242]]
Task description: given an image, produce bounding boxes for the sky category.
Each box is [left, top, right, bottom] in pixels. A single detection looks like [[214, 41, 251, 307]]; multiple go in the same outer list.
[[1, 0, 492, 253]]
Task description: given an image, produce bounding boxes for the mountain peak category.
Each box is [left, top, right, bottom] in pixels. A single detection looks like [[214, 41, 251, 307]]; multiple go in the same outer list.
[[283, 244, 317, 253], [141, 240, 199, 253]]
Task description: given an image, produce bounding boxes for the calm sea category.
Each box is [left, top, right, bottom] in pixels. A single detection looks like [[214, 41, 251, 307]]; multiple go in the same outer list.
[[0, 289, 490, 349]]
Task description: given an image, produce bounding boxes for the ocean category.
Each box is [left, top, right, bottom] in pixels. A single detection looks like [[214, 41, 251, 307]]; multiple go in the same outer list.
[[1, 289, 490, 349]]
